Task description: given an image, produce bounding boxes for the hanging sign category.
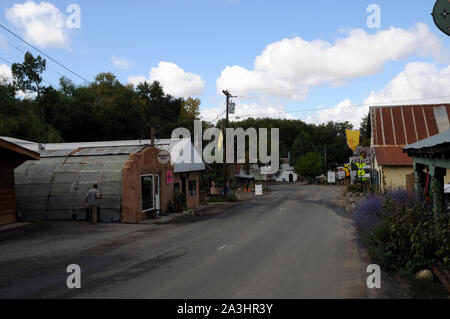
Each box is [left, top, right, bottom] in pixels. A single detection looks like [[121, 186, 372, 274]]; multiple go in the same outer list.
[[166, 170, 173, 184], [157, 150, 171, 165]]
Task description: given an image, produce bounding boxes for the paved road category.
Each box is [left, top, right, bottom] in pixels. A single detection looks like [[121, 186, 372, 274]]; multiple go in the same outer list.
[[0, 184, 373, 299]]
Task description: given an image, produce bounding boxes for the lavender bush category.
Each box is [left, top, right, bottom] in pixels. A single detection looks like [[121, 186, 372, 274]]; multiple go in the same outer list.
[[385, 187, 415, 206], [354, 188, 413, 240], [354, 194, 385, 240]]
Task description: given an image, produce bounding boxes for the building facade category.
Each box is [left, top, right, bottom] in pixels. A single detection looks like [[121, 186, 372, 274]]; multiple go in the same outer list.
[[370, 104, 450, 191], [12, 138, 204, 223]]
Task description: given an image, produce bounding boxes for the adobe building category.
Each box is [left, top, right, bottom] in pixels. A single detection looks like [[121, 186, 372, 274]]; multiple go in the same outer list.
[[12, 138, 204, 223], [370, 104, 450, 191], [0, 137, 40, 225]]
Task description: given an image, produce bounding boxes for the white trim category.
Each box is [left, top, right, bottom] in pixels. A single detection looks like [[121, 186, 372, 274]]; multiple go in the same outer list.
[[400, 107, 408, 145], [141, 174, 155, 212], [422, 107, 430, 138]]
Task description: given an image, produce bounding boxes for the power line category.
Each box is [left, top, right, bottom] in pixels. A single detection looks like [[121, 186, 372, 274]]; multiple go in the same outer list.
[[229, 95, 450, 118], [1, 36, 67, 79], [0, 54, 57, 88], [0, 23, 91, 84]]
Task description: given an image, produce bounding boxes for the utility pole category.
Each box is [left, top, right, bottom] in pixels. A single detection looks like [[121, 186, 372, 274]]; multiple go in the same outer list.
[[222, 90, 233, 195]]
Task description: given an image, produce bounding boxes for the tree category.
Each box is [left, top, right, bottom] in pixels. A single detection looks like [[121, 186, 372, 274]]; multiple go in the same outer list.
[[180, 97, 200, 120], [294, 152, 324, 180], [11, 51, 46, 96], [360, 112, 371, 147]]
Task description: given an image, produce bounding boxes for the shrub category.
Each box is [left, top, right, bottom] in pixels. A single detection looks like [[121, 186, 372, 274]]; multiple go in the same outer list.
[[354, 188, 450, 272], [354, 195, 385, 241]]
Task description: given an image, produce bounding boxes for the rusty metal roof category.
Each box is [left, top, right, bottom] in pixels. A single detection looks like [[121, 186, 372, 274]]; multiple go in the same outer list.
[[370, 104, 450, 165], [374, 146, 413, 166]]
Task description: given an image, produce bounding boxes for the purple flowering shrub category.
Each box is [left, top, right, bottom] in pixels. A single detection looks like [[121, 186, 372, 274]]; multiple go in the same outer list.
[[354, 187, 450, 271], [354, 194, 385, 240], [354, 188, 412, 240], [385, 187, 415, 206]]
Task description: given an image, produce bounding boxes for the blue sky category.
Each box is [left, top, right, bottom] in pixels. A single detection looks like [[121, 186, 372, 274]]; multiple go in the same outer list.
[[0, 0, 449, 127]]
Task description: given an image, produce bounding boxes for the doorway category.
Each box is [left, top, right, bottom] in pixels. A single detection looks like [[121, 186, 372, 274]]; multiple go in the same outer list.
[[141, 175, 154, 212], [155, 174, 160, 211]]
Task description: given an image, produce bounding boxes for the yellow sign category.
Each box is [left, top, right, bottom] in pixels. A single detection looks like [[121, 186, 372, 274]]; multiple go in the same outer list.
[[343, 164, 351, 177], [345, 129, 360, 152]]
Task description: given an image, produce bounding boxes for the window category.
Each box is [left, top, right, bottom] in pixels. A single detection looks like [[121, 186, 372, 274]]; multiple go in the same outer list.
[[174, 182, 180, 195], [189, 180, 196, 197]]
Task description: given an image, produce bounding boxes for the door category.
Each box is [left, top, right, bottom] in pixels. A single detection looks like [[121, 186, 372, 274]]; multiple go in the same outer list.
[[155, 174, 160, 210], [141, 175, 154, 212]]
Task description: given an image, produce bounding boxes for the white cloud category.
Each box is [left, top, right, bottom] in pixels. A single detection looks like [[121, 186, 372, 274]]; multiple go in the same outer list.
[[111, 56, 134, 70], [364, 62, 450, 106], [305, 99, 368, 128], [6, 1, 70, 48], [217, 23, 445, 101], [304, 62, 450, 128], [0, 64, 13, 83], [128, 61, 205, 98], [201, 101, 296, 124]]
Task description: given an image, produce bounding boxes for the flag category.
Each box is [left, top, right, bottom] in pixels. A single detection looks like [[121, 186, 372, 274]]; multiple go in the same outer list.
[[345, 129, 360, 152]]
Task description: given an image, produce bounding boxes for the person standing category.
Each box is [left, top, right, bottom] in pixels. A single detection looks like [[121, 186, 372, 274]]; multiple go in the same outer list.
[[85, 184, 102, 225]]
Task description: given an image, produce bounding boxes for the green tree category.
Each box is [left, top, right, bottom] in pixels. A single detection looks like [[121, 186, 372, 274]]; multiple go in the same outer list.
[[180, 97, 201, 120], [11, 51, 46, 96], [360, 112, 371, 147], [294, 152, 325, 180]]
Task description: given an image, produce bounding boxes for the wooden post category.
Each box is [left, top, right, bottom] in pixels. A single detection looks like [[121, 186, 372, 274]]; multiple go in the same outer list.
[[430, 166, 446, 219]]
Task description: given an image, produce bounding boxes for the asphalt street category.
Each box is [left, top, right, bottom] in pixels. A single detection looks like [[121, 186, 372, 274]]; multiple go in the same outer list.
[[0, 184, 374, 299]]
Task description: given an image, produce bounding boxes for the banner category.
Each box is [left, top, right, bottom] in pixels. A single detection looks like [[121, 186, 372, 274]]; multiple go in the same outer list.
[[345, 129, 360, 152]]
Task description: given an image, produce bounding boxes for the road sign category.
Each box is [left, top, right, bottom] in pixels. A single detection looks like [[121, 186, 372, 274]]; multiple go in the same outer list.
[[432, 0, 450, 36], [327, 171, 336, 184], [255, 185, 263, 196]]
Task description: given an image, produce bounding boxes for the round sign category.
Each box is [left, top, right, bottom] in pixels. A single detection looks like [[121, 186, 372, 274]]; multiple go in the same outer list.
[[157, 150, 170, 165], [432, 0, 450, 36]]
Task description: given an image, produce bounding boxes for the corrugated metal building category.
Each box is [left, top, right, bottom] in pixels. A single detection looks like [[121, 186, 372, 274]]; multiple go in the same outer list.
[[370, 104, 450, 191], [0, 137, 40, 225], [10, 138, 204, 223]]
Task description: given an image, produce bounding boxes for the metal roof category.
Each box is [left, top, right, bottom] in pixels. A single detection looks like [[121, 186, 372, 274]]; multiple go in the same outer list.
[[370, 104, 450, 165], [5, 137, 205, 173], [404, 129, 450, 151], [15, 155, 127, 222], [40, 145, 147, 157], [374, 146, 413, 166], [0, 137, 40, 160]]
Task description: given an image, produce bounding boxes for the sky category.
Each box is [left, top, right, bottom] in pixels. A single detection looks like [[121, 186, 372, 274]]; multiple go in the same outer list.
[[0, 0, 449, 128]]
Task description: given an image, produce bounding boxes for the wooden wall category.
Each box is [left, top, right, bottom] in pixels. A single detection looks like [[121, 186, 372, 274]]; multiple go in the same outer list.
[[0, 160, 16, 225]]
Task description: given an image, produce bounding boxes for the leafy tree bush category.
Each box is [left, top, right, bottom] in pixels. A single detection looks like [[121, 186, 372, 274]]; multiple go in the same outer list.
[[294, 152, 324, 180], [354, 188, 450, 272]]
